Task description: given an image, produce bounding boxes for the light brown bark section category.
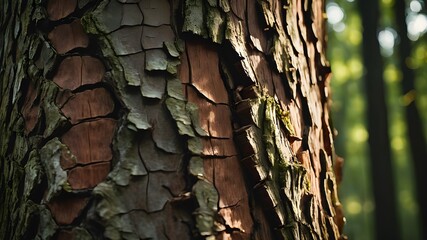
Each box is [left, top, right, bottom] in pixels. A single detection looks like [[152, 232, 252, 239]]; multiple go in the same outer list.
[[181, 39, 255, 238]]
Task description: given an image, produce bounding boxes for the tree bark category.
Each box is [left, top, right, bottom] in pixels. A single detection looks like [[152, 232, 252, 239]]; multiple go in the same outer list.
[[394, 0, 427, 236], [0, 0, 345, 239], [358, 0, 400, 239]]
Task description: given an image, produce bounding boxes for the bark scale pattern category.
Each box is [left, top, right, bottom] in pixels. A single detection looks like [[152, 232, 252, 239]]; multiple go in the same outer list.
[[1, 0, 122, 238], [80, 0, 199, 239], [1, 0, 202, 238]]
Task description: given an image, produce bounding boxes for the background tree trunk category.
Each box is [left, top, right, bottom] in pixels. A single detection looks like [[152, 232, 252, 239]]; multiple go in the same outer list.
[[0, 0, 345, 239], [358, 0, 400, 239], [394, 0, 427, 237]]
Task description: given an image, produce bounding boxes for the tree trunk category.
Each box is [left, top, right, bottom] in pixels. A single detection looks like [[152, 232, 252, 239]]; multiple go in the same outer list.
[[358, 0, 400, 239], [0, 0, 345, 239], [394, 0, 427, 236]]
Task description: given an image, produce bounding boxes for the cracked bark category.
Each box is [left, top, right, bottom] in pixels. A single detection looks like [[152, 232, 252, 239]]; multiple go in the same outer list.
[[1, 0, 345, 239]]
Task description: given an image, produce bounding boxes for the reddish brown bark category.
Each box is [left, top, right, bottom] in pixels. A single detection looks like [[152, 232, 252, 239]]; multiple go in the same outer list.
[[41, 0, 118, 231]]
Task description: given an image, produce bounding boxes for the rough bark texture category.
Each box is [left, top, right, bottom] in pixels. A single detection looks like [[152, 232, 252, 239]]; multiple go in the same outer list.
[[0, 0, 344, 239]]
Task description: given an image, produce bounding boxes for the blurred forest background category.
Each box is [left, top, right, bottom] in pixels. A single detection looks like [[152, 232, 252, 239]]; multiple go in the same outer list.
[[326, 0, 427, 239]]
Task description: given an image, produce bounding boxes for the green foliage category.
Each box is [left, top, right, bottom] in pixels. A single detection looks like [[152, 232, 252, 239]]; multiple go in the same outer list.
[[326, 1, 373, 237], [327, 0, 427, 239]]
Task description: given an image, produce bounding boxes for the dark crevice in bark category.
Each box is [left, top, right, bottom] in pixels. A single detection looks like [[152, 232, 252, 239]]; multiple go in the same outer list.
[[36, 117, 71, 146], [5, 131, 17, 156], [58, 40, 104, 57], [29, 174, 48, 203], [72, 197, 95, 226], [21, 211, 40, 240], [81, 200, 106, 240], [4, 86, 16, 133], [63, 159, 112, 171]]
